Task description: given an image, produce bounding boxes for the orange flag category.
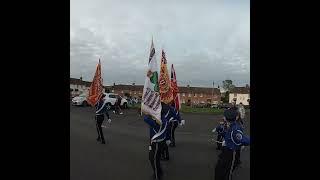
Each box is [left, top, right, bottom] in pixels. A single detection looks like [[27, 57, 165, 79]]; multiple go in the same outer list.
[[87, 59, 104, 106], [159, 50, 173, 104], [171, 64, 181, 110]]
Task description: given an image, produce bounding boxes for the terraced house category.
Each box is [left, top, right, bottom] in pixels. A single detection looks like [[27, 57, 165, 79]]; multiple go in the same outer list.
[[229, 86, 250, 105], [70, 77, 221, 105]]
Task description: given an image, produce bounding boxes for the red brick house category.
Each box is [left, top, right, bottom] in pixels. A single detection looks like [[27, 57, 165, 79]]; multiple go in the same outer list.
[[179, 85, 221, 105], [70, 78, 221, 105]]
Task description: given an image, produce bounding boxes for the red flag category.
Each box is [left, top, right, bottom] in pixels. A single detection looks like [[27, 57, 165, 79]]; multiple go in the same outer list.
[[159, 50, 173, 104], [171, 64, 181, 110], [87, 59, 104, 106]]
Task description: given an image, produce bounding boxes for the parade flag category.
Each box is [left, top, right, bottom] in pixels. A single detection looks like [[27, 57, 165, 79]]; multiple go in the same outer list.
[[171, 64, 181, 111], [159, 50, 173, 104], [141, 39, 162, 124], [87, 59, 104, 106]]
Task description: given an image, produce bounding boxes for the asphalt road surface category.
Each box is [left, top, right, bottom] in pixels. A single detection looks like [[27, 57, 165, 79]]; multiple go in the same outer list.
[[70, 105, 250, 180]]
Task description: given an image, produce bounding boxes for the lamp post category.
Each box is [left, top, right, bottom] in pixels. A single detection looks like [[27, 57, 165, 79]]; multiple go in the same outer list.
[[212, 81, 214, 105]]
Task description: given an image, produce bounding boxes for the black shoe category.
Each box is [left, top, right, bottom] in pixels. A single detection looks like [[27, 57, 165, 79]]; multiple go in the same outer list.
[[153, 171, 163, 180], [101, 140, 106, 144], [216, 147, 221, 150], [233, 161, 242, 169], [96, 138, 101, 142]]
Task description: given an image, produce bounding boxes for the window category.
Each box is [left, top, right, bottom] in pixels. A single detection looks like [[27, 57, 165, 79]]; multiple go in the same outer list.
[[188, 93, 191, 97], [70, 88, 73, 92], [182, 99, 185, 103], [182, 93, 185, 97], [109, 95, 116, 98], [194, 93, 197, 97], [200, 93, 203, 97], [75, 89, 79, 92], [121, 91, 124, 93], [112, 90, 114, 92], [234, 93, 237, 97]]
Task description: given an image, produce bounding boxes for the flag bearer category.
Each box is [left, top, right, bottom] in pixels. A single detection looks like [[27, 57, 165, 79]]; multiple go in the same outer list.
[[144, 108, 169, 180], [214, 109, 250, 180], [95, 94, 111, 144], [168, 103, 185, 147], [212, 119, 227, 150]]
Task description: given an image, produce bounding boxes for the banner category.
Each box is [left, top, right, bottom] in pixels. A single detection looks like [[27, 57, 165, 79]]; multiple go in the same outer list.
[[171, 64, 181, 110], [141, 39, 162, 124], [87, 59, 104, 106], [159, 50, 173, 104]]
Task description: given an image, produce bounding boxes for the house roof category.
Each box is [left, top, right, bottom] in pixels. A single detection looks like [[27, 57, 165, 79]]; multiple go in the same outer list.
[[70, 78, 221, 95], [179, 86, 220, 95], [107, 84, 144, 91], [230, 87, 250, 94], [70, 78, 91, 87]]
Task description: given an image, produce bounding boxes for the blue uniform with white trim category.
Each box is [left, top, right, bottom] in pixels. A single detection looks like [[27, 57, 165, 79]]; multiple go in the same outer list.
[[223, 121, 250, 150], [214, 123, 227, 150], [216, 124, 226, 136], [144, 115, 168, 143], [95, 98, 110, 144], [215, 109, 250, 180], [144, 115, 168, 179], [95, 99, 110, 118], [166, 105, 182, 147]]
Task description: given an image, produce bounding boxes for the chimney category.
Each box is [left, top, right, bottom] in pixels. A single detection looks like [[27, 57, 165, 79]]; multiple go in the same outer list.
[[187, 84, 190, 88], [113, 82, 116, 86], [80, 76, 83, 81], [132, 82, 135, 86]]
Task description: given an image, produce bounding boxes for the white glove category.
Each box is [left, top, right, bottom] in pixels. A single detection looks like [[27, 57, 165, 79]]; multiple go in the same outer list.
[[166, 140, 171, 145], [222, 140, 226, 146], [180, 119, 185, 126], [108, 119, 112, 124], [212, 128, 216, 133]]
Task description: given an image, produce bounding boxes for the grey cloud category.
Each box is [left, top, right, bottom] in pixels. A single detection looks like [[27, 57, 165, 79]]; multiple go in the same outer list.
[[71, 0, 250, 87]]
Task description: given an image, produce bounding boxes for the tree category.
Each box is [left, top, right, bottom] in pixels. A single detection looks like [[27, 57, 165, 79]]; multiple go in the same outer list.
[[222, 80, 235, 103], [222, 80, 235, 92], [222, 91, 230, 103]]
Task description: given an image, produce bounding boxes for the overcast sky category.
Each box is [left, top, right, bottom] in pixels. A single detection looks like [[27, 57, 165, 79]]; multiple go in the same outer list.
[[70, 0, 250, 87]]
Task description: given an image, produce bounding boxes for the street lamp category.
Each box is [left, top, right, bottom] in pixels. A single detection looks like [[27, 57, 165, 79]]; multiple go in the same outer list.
[[212, 81, 214, 105]]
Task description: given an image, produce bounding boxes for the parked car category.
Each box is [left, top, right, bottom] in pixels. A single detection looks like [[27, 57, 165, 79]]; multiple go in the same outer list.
[[218, 103, 232, 109], [103, 93, 128, 110], [72, 93, 89, 106], [211, 104, 218, 108]]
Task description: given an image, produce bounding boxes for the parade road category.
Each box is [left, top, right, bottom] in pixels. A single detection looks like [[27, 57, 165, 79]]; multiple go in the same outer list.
[[70, 105, 250, 180]]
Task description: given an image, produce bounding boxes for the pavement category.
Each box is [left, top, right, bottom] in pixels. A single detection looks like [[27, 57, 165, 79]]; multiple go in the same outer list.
[[70, 105, 250, 180]]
